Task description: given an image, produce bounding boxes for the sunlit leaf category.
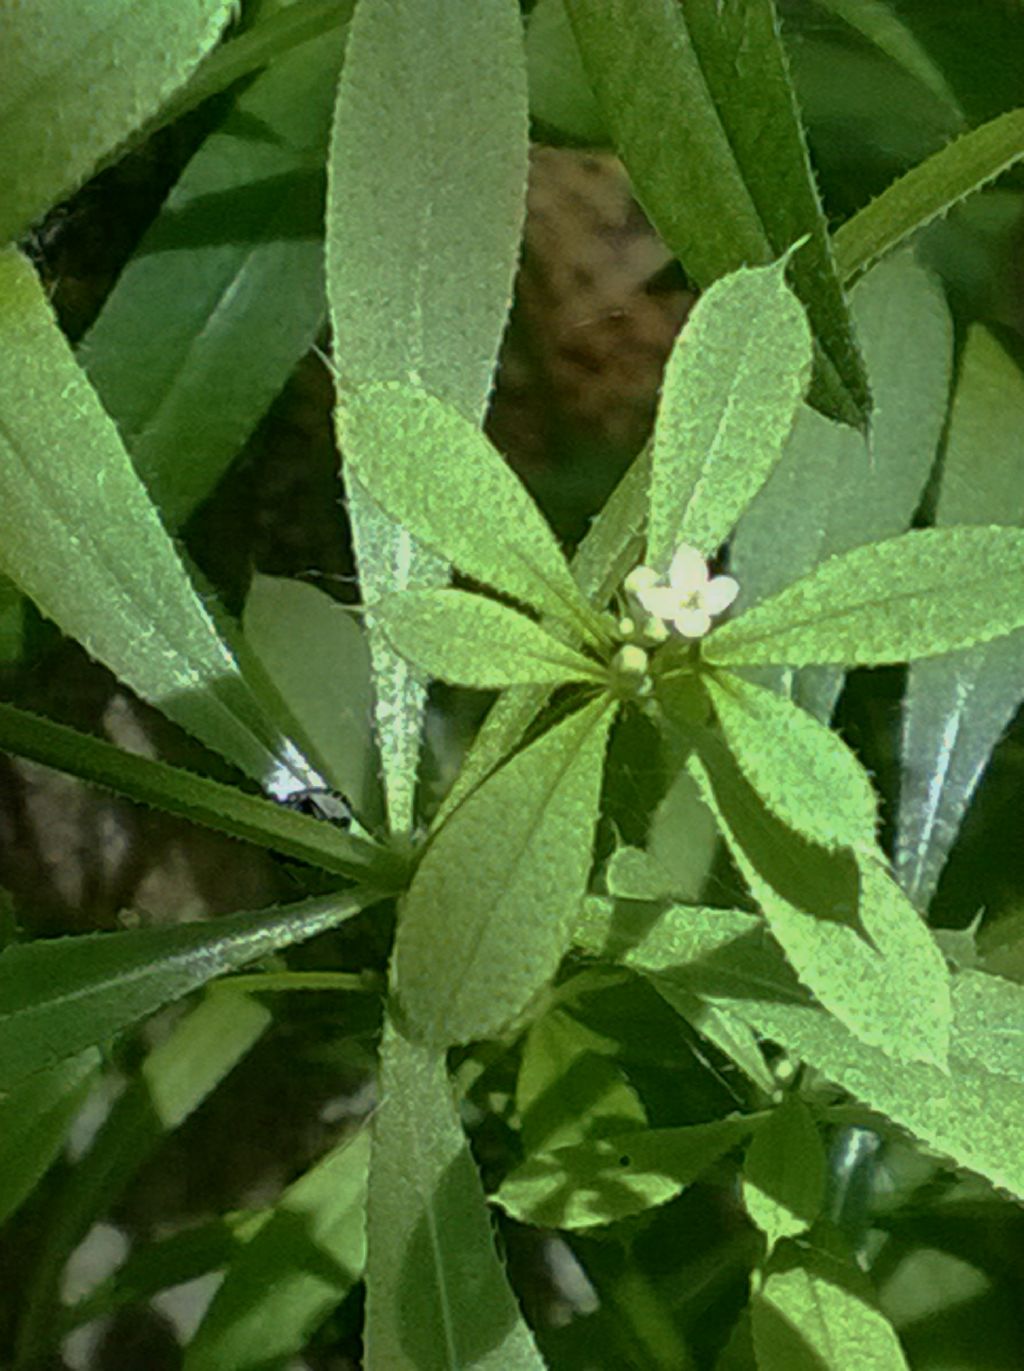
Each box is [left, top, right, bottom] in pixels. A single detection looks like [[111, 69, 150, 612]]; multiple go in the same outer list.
[[627, 910, 1024, 1202], [340, 383, 600, 640], [395, 697, 613, 1047], [708, 526, 1024, 669], [0, 248, 319, 793], [705, 673, 878, 853], [647, 261, 812, 569], [326, 0, 529, 832], [365, 1022, 545, 1370], [689, 744, 952, 1068], [495, 1117, 754, 1229], [373, 589, 605, 689], [752, 1244, 911, 1370], [0, 0, 235, 244], [729, 251, 954, 717]]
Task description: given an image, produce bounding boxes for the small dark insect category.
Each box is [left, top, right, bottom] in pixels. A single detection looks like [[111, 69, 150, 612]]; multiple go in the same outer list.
[[278, 788, 353, 829]]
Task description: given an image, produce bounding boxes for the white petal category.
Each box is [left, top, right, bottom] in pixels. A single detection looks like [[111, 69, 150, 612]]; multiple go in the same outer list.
[[673, 606, 712, 638], [668, 543, 709, 593], [702, 575, 739, 615], [624, 564, 660, 595], [636, 585, 683, 619]]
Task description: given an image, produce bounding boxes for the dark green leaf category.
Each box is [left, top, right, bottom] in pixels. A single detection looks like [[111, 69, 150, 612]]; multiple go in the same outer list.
[[184, 1128, 370, 1371], [152, 0, 355, 135], [742, 1097, 826, 1250], [374, 589, 605, 689], [566, 0, 868, 424], [78, 28, 343, 529], [0, 890, 374, 1092], [517, 1007, 646, 1154], [647, 260, 812, 568], [395, 698, 613, 1047], [810, 0, 965, 123], [627, 910, 1024, 1203], [0, 0, 235, 244], [0, 1050, 99, 1228], [14, 992, 271, 1361], [834, 106, 1024, 284], [526, 0, 607, 143], [365, 1022, 545, 1369], [0, 700, 398, 886], [708, 527, 1024, 669]]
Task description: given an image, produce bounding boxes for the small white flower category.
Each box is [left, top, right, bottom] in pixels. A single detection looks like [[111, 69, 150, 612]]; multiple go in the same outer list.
[[623, 543, 739, 640]]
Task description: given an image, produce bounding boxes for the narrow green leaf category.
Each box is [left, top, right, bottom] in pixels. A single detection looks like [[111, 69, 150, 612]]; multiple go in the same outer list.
[[0, 248, 320, 794], [517, 1007, 646, 1155], [897, 327, 1024, 908], [705, 674, 878, 853], [60, 1215, 261, 1336], [571, 443, 651, 609], [495, 1117, 754, 1230], [243, 575, 381, 827], [647, 261, 812, 568], [365, 1021, 545, 1370], [395, 698, 613, 1047], [151, 0, 355, 136], [708, 527, 1024, 669], [752, 1245, 911, 1371], [374, 589, 605, 690], [0, 700, 398, 887], [184, 1128, 370, 1371], [14, 992, 271, 1363], [0, 0, 235, 244], [729, 252, 953, 717], [741, 1097, 826, 1251], [627, 911, 1024, 1202], [566, 0, 868, 424], [688, 744, 952, 1068], [340, 383, 600, 638], [433, 683, 554, 828], [526, 0, 607, 143], [326, 0, 529, 832], [78, 27, 344, 529], [834, 106, 1024, 284], [0, 1049, 99, 1228], [0, 890, 374, 1092], [810, 0, 965, 123]]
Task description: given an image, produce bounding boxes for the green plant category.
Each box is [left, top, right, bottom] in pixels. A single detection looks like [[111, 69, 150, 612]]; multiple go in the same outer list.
[[2, 1, 1024, 1368]]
